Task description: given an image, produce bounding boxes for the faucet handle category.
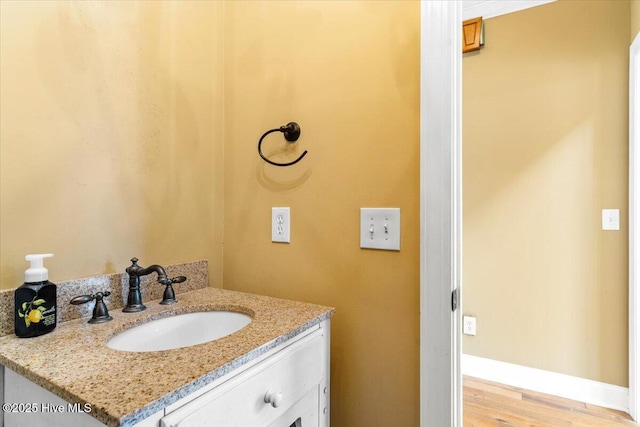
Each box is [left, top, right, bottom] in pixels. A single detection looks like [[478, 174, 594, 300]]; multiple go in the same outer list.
[[70, 292, 114, 324], [159, 276, 186, 305], [69, 294, 94, 305]]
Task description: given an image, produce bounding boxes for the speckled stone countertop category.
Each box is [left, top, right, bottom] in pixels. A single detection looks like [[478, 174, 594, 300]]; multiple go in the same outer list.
[[0, 286, 334, 427]]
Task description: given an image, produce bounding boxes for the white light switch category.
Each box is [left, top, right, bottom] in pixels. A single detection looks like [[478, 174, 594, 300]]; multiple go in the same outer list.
[[602, 209, 620, 231], [272, 207, 290, 243], [360, 208, 400, 251]]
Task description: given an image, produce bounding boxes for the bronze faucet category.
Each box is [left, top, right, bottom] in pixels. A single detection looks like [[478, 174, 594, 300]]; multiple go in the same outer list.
[[123, 258, 186, 312]]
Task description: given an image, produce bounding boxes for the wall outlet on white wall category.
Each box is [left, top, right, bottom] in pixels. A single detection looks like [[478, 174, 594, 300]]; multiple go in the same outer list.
[[463, 316, 477, 336]]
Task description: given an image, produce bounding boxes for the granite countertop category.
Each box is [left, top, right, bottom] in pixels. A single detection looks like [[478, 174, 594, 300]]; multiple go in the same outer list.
[[0, 286, 334, 427]]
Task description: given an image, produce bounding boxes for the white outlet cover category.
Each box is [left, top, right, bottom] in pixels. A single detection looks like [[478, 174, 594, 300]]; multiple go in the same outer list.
[[272, 207, 290, 243], [463, 316, 476, 336], [360, 208, 400, 251]]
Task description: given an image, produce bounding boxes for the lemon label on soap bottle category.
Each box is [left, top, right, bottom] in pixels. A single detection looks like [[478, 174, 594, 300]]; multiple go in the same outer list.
[[17, 297, 47, 327]]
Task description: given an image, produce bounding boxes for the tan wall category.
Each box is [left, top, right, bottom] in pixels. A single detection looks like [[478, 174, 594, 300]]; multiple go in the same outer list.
[[0, 1, 225, 289], [222, 1, 420, 425], [632, 0, 640, 41], [462, 0, 630, 386], [5, 0, 628, 422]]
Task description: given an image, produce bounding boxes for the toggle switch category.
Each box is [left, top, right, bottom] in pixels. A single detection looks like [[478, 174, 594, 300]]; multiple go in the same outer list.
[[360, 208, 400, 251], [602, 209, 620, 231]]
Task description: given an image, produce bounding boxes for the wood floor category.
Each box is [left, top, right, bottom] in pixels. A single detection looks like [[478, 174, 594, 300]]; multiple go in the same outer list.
[[463, 376, 638, 426]]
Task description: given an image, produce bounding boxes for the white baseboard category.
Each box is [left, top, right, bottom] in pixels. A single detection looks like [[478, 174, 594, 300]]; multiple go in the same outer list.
[[462, 354, 629, 413]]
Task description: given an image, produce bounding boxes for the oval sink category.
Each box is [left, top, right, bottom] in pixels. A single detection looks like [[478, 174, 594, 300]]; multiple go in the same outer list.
[[107, 311, 252, 352]]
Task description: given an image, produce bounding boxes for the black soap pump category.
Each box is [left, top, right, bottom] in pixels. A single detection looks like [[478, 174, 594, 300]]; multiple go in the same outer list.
[[14, 254, 57, 338]]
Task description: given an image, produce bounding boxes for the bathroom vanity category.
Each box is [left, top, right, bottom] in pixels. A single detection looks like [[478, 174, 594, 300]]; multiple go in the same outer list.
[[0, 285, 333, 427]]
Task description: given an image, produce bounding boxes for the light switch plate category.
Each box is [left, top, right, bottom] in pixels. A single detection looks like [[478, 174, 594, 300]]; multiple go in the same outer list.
[[602, 209, 620, 231], [360, 208, 400, 251], [272, 207, 290, 243]]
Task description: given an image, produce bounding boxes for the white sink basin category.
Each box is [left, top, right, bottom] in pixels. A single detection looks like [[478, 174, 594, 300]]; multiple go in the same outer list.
[[107, 311, 252, 352]]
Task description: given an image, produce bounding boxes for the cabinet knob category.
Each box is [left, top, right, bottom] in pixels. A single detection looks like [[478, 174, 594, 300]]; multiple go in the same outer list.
[[264, 391, 283, 408]]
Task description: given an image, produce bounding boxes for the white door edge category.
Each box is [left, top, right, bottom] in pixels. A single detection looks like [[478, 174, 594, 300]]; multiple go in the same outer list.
[[629, 30, 640, 422], [420, 1, 462, 426]]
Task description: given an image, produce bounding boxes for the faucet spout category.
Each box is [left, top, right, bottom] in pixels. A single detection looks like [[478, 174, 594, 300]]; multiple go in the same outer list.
[[133, 264, 169, 283], [123, 258, 168, 313]]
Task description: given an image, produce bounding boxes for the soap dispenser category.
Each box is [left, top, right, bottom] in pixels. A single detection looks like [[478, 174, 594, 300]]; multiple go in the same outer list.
[[14, 254, 57, 338]]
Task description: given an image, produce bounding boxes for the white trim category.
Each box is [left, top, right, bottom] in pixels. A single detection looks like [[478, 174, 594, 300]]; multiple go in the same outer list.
[[629, 31, 640, 422], [420, 1, 462, 426], [462, 0, 556, 21], [463, 354, 629, 413]]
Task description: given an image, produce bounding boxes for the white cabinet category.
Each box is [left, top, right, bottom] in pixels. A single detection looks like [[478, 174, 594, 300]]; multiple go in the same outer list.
[[162, 325, 326, 427], [3, 367, 153, 427], [2, 320, 330, 427]]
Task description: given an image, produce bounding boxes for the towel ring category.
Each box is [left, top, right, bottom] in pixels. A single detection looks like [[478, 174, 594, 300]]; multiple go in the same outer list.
[[258, 122, 307, 167]]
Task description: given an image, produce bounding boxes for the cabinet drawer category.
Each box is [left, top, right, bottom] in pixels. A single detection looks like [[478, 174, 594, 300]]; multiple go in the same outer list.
[[161, 330, 325, 427], [265, 387, 319, 427]]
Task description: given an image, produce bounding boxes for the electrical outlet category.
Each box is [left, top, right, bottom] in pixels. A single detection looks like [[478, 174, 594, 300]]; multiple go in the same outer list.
[[272, 207, 290, 243], [463, 316, 476, 336]]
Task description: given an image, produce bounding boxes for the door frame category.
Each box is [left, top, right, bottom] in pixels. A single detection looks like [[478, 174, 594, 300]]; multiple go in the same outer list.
[[420, 1, 637, 425], [419, 2, 462, 426], [629, 30, 640, 421]]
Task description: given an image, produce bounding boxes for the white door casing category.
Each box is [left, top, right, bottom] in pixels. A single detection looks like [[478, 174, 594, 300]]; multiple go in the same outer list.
[[419, 2, 462, 426], [629, 31, 640, 422]]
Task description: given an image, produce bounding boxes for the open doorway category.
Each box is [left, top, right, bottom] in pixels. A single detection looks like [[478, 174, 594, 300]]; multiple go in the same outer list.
[[419, 1, 636, 426], [460, 0, 632, 422]]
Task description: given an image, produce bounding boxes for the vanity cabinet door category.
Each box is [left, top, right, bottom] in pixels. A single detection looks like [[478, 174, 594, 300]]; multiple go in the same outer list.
[[3, 366, 165, 427], [3, 367, 105, 427], [160, 330, 325, 427]]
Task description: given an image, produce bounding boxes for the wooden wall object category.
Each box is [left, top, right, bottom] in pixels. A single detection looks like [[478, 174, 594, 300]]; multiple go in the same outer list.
[[463, 17, 483, 53]]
